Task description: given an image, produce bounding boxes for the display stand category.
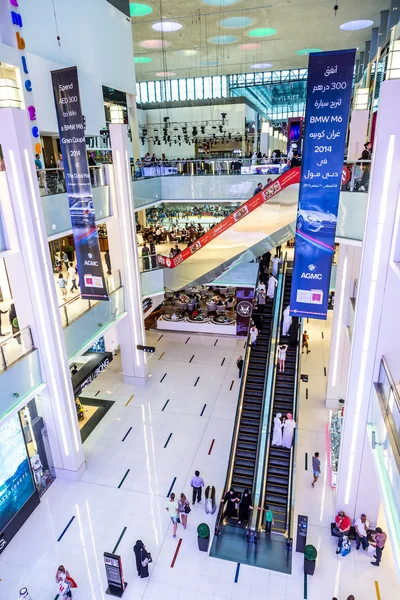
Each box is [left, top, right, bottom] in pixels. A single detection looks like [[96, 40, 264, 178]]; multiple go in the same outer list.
[[104, 552, 128, 597]]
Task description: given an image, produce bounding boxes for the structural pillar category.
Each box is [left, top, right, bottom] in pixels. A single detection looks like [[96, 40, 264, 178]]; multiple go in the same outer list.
[[127, 93, 142, 162], [137, 209, 147, 229], [108, 123, 149, 384], [335, 79, 400, 517], [0, 108, 84, 478]]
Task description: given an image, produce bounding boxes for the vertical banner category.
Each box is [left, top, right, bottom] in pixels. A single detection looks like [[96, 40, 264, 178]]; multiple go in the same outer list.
[[290, 49, 355, 319], [235, 287, 254, 336], [51, 67, 108, 301]]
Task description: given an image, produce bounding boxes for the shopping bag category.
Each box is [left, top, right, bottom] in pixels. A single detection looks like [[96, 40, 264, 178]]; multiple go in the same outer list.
[[58, 580, 71, 596], [67, 576, 78, 588], [340, 535, 351, 557]]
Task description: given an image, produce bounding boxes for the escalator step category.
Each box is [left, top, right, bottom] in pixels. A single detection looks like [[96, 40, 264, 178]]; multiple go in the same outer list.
[[265, 494, 287, 507], [267, 474, 289, 486], [266, 483, 288, 495]]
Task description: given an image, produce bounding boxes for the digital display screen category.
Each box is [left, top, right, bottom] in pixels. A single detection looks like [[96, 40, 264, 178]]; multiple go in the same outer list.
[[0, 414, 35, 532], [290, 123, 301, 140]]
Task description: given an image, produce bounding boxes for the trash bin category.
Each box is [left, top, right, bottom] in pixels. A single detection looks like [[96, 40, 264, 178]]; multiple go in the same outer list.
[[197, 523, 210, 552], [205, 485, 216, 514]]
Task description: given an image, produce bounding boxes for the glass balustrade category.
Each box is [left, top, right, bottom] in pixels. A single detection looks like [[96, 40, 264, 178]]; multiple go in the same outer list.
[[0, 327, 35, 374], [37, 165, 109, 197]]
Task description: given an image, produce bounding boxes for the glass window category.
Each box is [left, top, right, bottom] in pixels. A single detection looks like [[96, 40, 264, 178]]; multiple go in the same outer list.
[[147, 81, 155, 103], [163, 80, 171, 102], [154, 80, 161, 102], [195, 77, 204, 99], [221, 76, 227, 97], [179, 78, 187, 100], [212, 76, 221, 98], [203, 76, 212, 99], [187, 78, 195, 100], [171, 79, 179, 101]]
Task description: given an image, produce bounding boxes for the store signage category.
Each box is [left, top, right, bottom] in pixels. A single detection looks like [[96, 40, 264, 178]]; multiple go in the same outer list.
[[157, 168, 301, 269], [104, 552, 127, 597], [8, 0, 41, 155], [137, 345, 155, 353], [51, 67, 108, 301], [290, 49, 355, 320], [296, 514, 308, 553], [72, 352, 113, 396]]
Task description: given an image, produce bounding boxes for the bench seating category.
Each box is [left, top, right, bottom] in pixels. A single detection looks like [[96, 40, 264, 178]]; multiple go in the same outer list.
[[330, 522, 376, 543]]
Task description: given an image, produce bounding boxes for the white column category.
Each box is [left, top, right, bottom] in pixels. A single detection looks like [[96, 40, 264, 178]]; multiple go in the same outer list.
[[0, 108, 85, 478], [0, 258, 11, 299], [137, 209, 147, 229], [335, 79, 400, 517], [260, 132, 269, 156], [347, 110, 369, 161], [108, 124, 149, 384], [325, 244, 361, 407], [127, 93, 142, 162]]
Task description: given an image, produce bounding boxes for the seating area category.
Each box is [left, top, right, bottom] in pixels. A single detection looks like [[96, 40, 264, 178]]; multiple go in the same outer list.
[[162, 285, 237, 322], [330, 522, 376, 543]]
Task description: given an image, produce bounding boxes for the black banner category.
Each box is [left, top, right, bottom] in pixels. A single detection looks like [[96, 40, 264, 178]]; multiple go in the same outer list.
[[51, 67, 108, 301]]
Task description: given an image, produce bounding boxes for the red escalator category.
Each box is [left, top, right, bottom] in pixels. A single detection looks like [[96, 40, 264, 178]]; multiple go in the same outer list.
[[157, 167, 301, 269]]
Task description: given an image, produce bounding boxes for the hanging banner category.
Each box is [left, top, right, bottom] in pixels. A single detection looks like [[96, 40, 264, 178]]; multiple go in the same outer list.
[[51, 67, 108, 301], [290, 49, 355, 320], [157, 167, 301, 268], [235, 287, 255, 336]]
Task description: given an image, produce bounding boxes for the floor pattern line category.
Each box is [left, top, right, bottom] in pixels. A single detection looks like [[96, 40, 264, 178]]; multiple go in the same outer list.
[[194, 376, 200, 386], [159, 352, 165, 360], [200, 404, 207, 416], [189, 354, 194, 363], [306, 388, 308, 400], [305, 452, 308, 471], [164, 433, 173, 448], [57, 516, 75, 542], [214, 339, 218, 346], [208, 439, 215, 455], [221, 358, 225, 366], [122, 427, 132, 442], [166, 476, 177, 497], [125, 395, 134, 406], [234, 562, 241, 583], [375, 580, 381, 600], [95, 391, 100, 397], [230, 380, 234, 390], [160, 373, 167, 382], [112, 526, 127, 554], [118, 469, 130, 489], [170, 538, 182, 568], [185, 337, 190, 344], [157, 334, 163, 341], [162, 399, 170, 411], [304, 573, 307, 599]]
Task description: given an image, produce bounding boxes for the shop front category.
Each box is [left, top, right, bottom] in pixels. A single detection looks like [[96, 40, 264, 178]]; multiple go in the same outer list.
[[71, 350, 114, 442]]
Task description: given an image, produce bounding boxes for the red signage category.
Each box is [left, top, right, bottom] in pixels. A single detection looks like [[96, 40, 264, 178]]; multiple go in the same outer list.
[[157, 167, 301, 268]]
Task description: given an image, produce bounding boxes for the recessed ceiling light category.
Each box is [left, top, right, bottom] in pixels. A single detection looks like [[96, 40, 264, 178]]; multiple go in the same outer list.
[[340, 20, 373, 31], [200, 59, 219, 66], [220, 17, 254, 29], [202, 0, 240, 5], [129, 3, 153, 17], [134, 56, 152, 63], [240, 43, 261, 51], [176, 49, 198, 56], [152, 21, 182, 32], [155, 71, 176, 77], [140, 39, 170, 49], [248, 28, 277, 37], [250, 63, 272, 69], [296, 48, 322, 55], [208, 35, 239, 45]]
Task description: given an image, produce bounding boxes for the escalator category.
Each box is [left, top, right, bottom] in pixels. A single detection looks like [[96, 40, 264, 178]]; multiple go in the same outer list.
[[261, 267, 299, 535], [230, 300, 273, 495]]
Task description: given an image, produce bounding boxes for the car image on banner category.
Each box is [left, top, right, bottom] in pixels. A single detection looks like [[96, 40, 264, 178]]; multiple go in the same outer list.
[[296, 204, 337, 234]]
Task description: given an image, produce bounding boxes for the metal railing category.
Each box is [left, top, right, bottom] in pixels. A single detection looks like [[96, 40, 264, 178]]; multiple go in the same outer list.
[[36, 165, 109, 196], [132, 157, 291, 179], [0, 326, 35, 373], [59, 270, 121, 327], [375, 357, 400, 457]]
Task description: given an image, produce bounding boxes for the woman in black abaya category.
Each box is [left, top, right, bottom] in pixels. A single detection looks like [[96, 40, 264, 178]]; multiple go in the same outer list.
[[238, 489, 253, 524], [133, 540, 151, 578], [223, 488, 240, 519]]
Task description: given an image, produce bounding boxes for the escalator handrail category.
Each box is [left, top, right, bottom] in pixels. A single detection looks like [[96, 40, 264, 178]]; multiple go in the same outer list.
[[255, 256, 289, 532], [251, 256, 288, 531], [286, 322, 302, 541], [214, 286, 256, 535]]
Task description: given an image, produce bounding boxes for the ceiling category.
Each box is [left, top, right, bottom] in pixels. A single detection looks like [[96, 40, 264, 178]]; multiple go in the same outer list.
[[131, 0, 388, 82]]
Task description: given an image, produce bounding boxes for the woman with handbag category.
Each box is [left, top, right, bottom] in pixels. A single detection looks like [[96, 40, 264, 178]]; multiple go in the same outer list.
[[133, 540, 152, 578], [55, 565, 77, 598], [178, 493, 191, 529]]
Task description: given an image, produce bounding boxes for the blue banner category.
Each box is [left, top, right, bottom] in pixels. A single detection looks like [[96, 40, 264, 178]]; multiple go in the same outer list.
[[51, 67, 108, 301], [290, 49, 355, 319]]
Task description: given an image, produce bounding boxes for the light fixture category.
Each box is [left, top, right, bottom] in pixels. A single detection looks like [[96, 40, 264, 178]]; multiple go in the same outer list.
[[296, 48, 322, 55], [140, 39, 170, 49], [134, 56, 152, 63], [340, 20, 373, 31], [208, 35, 239, 45], [155, 71, 176, 77], [274, 130, 279, 139], [176, 49, 198, 56], [130, 2, 153, 17], [200, 59, 219, 66], [239, 43, 261, 51], [250, 63, 272, 69], [110, 105, 124, 123], [202, 0, 240, 5], [220, 17, 254, 29], [248, 28, 277, 37], [152, 21, 182, 32], [354, 87, 369, 109]]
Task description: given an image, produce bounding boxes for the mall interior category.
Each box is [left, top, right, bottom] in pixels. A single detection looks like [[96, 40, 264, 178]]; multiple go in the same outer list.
[[0, 0, 399, 599]]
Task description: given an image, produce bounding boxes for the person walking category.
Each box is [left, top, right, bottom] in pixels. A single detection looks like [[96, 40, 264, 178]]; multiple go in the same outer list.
[[238, 489, 253, 524], [272, 413, 283, 446], [105, 249, 111, 275], [236, 355, 244, 378], [267, 274, 278, 300], [302, 330, 310, 354], [258, 505, 274, 535], [56, 273, 68, 301], [282, 413, 296, 449], [311, 452, 321, 487], [271, 254, 282, 277], [133, 540, 151, 578], [55, 565, 76, 598], [67, 263, 78, 292], [62, 251, 69, 272], [165, 492, 179, 537], [277, 344, 288, 372], [333, 511, 351, 553], [371, 527, 387, 566], [142, 243, 150, 271], [178, 493, 190, 529], [355, 513, 370, 550], [190, 470, 205, 504], [253, 182, 263, 197], [250, 324, 259, 349]]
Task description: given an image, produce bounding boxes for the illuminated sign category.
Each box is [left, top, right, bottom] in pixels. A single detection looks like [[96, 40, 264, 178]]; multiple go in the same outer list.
[[8, 0, 41, 155]]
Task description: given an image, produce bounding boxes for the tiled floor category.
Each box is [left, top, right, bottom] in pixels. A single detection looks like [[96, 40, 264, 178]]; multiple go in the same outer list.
[[0, 324, 398, 600]]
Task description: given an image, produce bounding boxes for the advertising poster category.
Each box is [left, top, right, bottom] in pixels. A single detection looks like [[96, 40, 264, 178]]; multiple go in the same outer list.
[[157, 168, 301, 269], [0, 414, 35, 534], [290, 49, 355, 319], [51, 67, 108, 301], [236, 287, 255, 336]]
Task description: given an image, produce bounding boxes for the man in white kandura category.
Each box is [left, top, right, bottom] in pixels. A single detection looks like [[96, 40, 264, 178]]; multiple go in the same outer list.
[[272, 413, 283, 446], [282, 413, 296, 449], [282, 305, 292, 336], [271, 254, 282, 277], [267, 274, 278, 300]]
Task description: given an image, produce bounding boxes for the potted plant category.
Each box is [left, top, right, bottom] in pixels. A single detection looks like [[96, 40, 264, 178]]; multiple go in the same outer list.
[[304, 544, 317, 575], [197, 523, 210, 552]]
